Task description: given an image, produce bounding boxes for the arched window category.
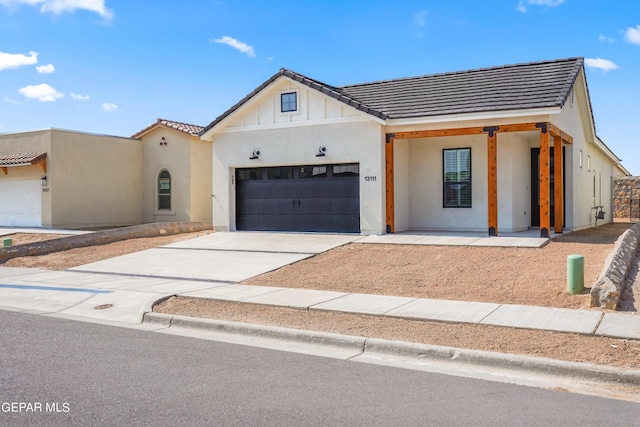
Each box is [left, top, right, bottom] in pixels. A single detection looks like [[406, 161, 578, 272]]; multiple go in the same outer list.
[[158, 170, 171, 210]]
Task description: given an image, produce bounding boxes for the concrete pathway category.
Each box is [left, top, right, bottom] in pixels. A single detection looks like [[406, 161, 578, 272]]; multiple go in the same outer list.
[[1, 267, 639, 340]]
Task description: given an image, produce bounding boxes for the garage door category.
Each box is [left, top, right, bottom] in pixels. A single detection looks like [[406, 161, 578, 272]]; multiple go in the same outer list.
[[0, 179, 42, 227], [236, 164, 360, 233]]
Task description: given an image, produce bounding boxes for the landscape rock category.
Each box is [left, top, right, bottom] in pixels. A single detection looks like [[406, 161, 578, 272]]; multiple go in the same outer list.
[[590, 222, 640, 309]]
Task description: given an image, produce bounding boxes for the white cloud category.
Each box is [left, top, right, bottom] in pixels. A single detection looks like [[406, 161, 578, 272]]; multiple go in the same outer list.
[[70, 92, 89, 100], [0, 0, 112, 19], [599, 34, 614, 43], [18, 83, 64, 101], [0, 51, 38, 71], [625, 25, 640, 45], [36, 63, 55, 74], [102, 102, 117, 112], [517, 0, 565, 12], [585, 57, 619, 72], [211, 36, 256, 58]]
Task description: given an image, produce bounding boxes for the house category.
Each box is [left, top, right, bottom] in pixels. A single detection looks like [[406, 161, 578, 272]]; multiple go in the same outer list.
[[0, 128, 142, 228], [0, 119, 211, 229], [200, 57, 630, 237], [132, 119, 212, 224]]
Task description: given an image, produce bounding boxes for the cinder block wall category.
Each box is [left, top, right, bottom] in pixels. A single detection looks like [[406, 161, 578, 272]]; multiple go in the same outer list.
[[614, 177, 640, 219]]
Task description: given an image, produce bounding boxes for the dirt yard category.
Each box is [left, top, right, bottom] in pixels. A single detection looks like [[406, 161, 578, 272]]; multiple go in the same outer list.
[[4, 223, 639, 370], [242, 223, 634, 309]]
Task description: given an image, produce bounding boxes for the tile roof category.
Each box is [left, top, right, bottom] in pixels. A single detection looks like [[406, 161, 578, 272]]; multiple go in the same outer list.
[[132, 118, 204, 139], [0, 152, 46, 167], [201, 57, 584, 135], [341, 57, 584, 119]]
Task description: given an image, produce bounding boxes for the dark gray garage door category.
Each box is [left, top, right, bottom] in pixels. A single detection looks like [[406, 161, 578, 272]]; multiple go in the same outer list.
[[236, 164, 360, 233]]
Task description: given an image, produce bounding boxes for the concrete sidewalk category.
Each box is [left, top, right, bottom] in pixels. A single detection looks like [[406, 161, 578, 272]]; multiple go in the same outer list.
[[0, 266, 638, 340]]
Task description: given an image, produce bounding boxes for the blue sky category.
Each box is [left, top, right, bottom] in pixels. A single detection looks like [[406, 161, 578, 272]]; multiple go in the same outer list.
[[1, 0, 639, 174]]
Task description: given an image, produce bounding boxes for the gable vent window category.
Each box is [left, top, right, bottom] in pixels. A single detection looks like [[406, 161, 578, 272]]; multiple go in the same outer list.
[[443, 148, 471, 208], [281, 92, 297, 113]]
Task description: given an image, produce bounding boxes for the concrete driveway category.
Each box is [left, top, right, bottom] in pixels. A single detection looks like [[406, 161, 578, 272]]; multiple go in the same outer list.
[[70, 232, 361, 282]]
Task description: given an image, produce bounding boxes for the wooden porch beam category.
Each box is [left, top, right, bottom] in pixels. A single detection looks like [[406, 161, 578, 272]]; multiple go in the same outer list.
[[486, 128, 498, 236], [0, 167, 6, 175], [548, 123, 573, 144], [539, 129, 551, 238], [553, 135, 564, 234], [385, 135, 395, 233]]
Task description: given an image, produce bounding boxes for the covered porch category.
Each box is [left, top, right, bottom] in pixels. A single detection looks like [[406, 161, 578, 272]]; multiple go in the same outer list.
[[385, 122, 573, 238]]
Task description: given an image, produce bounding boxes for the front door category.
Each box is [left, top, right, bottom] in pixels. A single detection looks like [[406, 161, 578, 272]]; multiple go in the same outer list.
[[531, 147, 564, 227]]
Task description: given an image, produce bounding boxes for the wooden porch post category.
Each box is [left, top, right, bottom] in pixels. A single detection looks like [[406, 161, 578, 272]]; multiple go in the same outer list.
[[484, 126, 499, 236], [385, 134, 395, 233], [553, 135, 563, 233], [537, 123, 551, 238]]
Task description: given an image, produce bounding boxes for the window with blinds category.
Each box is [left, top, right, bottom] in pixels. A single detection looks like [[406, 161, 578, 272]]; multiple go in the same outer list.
[[443, 148, 471, 208]]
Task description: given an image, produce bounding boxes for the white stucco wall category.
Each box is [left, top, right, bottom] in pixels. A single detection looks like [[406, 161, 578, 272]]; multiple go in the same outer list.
[[549, 71, 625, 231], [211, 121, 385, 234]]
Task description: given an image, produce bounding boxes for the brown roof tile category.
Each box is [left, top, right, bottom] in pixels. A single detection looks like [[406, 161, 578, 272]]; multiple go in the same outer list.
[[0, 152, 46, 167], [132, 118, 204, 139]]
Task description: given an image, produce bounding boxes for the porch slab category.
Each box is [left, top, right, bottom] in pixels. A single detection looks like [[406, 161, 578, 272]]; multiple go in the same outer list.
[[595, 312, 640, 340], [385, 298, 500, 323], [242, 288, 347, 309], [311, 293, 417, 315], [354, 235, 426, 245], [469, 236, 548, 248], [412, 236, 482, 246], [480, 304, 602, 334]]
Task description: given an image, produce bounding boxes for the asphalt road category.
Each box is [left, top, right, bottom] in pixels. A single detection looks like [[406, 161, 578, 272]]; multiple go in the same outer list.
[[1, 310, 638, 426]]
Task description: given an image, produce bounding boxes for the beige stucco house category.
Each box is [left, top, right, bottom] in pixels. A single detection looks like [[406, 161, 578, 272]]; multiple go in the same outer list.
[[0, 119, 211, 229], [132, 119, 212, 223], [0, 129, 142, 228], [200, 57, 629, 237]]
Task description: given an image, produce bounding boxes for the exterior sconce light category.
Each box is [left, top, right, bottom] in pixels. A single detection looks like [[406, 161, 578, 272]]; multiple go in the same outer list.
[[40, 175, 47, 186], [159, 137, 168, 146], [250, 150, 260, 160], [316, 146, 326, 157]]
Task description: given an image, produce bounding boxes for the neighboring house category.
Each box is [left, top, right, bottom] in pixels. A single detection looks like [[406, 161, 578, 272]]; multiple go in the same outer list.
[[0, 129, 142, 228], [132, 119, 212, 223], [0, 120, 210, 229], [200, 57, 630, 237]]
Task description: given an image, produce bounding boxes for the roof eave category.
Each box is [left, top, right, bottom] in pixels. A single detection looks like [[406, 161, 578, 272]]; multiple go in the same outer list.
[[385, 106, 562, 127]]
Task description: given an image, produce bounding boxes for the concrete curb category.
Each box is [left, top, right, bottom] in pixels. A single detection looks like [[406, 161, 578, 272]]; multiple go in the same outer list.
[[364, 339, 640, 386], [0, 222, 213, 264], [590, 222, 640, 309], [144, 312, 366, 350], [143, 312, 640, 387]]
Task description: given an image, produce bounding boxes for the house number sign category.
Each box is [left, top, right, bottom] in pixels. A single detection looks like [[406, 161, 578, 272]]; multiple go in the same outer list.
[[364, 176, 377, 182]]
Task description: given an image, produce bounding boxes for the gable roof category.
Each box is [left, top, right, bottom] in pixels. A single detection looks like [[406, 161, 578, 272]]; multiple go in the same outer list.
[[133, 118, 204, 139], [201, 57, 584, 135], [341, 57, 583, 119]]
